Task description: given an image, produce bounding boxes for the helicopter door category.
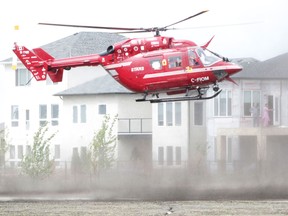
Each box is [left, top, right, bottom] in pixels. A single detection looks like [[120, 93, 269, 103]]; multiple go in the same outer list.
[[161, 53, 187, 86], [166, 54, 183, 69]]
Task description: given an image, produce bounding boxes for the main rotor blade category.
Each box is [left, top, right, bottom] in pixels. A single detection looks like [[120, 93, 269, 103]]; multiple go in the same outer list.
[[38, 23, 144, 31], [163, 10, 209, 29], [38, 10, 209, 34], [167, 21, 262, 30]]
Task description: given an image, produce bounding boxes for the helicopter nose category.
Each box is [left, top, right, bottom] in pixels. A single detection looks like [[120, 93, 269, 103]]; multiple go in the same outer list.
[[227, 63, 242, 76], [212, 63, 242, 81]]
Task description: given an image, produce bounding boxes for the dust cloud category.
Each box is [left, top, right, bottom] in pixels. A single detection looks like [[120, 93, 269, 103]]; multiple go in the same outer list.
[[1, 159, 288, 201]]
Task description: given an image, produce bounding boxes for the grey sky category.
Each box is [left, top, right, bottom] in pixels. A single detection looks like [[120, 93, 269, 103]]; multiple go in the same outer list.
[[1, 0, 287, 61]]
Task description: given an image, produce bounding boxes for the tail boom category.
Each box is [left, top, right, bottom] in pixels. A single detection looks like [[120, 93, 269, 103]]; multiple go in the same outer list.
[[13, 43, 102, 82]]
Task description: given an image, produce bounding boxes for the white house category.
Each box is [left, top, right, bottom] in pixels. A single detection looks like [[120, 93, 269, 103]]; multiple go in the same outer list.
[[0, 32, 127, 167]]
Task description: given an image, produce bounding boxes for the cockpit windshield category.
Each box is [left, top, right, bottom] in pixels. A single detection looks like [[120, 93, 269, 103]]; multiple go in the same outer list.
[[196, 48, 221, 66]]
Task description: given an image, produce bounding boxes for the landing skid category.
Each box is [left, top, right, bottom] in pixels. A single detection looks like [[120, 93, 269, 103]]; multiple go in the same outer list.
[[136, 90, 222, 103]]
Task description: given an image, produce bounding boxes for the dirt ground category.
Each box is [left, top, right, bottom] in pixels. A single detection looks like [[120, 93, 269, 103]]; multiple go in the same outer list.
[[0, 199, 288, 215]]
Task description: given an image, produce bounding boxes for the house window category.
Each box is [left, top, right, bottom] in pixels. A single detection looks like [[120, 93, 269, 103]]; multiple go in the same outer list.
[[39, 104, 47, 126], [194, 102, 204, 125], [175, 146, 181, 165], [11, 105, 19, 127], [51, 104, 59, 126], [98, 104, 106, 115], [17, 145, 23, 160], [15, 68, 31, 86], [167, 146, 173, 166], [175, 102, 182, 126], [158, 103, 164, 126], [26, 109, 30, 130], [80, 105, 86, 123], [54, 144, 60, 159], [243, 90, 261, 117], [214, 90, 232, 116], [73, 106, 78, 123], [166, 102, 173, 126], [227, 137, 233, 162], [80, 146, 89, 162], [157, 102, 182, 126], [158, 147, 164, 165], [26, 145, 31, 156], [10, 145, 15, 159], [73, 105, 86, 123]]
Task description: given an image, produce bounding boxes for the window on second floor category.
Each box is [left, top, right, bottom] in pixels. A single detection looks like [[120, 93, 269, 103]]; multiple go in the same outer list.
[[73, 104, 87, 123], [157, 102, 182, 126], [39, 104, 59, 126], [98, 104, 106, 115], [39, 104, 47, 126], [11, 105, 19, 127], [166, 102, 173, 126], [51, 104, 59, 126], [214, 90, 232, 117], [80, 105, 86, 123], [26, 109, 30, 130], [15, 68, 31, 86], [158, 103, 164, 126], [243, 90, 261, 117]]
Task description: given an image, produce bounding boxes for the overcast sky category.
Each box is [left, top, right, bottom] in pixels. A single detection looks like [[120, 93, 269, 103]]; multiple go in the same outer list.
[[1, 0, 287, 61]]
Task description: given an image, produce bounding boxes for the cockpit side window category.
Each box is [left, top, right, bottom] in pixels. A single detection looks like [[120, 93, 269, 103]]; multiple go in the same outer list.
[[188, 49, 199, 66], [196, 48, 221, 66]]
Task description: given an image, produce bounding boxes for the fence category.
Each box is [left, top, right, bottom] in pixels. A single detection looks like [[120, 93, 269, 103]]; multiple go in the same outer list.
[[118, 118, 152, 134]]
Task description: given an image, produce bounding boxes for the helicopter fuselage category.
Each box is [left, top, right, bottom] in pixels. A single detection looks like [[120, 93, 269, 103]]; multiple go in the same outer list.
[[13, 35, 242, 102], [104, 42, 242, 94]]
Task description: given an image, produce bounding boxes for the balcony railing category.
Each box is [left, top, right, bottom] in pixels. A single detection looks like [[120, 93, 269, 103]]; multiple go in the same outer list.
[[118, 118, 152, 134]]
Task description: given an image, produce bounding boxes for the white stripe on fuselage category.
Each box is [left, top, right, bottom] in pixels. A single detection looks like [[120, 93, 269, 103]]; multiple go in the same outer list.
[[103, 62, 132, 69], [143, 65, 237, 79]]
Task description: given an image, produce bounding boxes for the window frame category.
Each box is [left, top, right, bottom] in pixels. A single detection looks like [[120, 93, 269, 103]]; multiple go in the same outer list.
[[243, 90, 261, 117], [15, 68, 31, 86], [11, 105, 19, 127], [72, 104, 87, 124], [157, 102, 182, 126], [214, 90, 232, 117]]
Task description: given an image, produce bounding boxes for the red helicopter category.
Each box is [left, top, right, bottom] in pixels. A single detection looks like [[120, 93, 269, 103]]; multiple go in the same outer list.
[[13, 10, 242, 103]]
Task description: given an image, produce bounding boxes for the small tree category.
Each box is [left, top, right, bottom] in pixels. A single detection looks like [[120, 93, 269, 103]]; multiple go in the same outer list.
[[21, 122, 57, 179], [89, 114, 117, 175]]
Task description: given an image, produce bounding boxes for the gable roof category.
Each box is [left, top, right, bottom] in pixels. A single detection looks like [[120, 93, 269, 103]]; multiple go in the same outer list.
[[1, 31, 127, 62], [233, 53, 288, 79], [54, 74, 133, 96], [41, 31, 127, 58]]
